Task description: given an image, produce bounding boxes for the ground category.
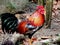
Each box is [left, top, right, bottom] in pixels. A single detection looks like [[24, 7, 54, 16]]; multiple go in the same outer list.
[[0, 0, 60, 45]]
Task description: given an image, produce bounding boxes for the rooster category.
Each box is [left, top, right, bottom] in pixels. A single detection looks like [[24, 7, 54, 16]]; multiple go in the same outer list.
[[1, 6, 45, 45], [16, 6, 45, 45], [17, 5, 45, 38]]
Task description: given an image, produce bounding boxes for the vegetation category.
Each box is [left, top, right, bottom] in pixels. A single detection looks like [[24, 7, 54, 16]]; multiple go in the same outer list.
[[6, 2, 16, 13], [38, 0, 53, 28], [45, 0, 53, 28]]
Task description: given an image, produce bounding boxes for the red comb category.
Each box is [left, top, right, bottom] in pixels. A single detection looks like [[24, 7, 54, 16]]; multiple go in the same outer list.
[[37, 5, 44, 9], [36, 5, 44, 14]]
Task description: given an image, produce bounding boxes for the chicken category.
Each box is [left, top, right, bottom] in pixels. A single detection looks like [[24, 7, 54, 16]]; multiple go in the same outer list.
[[1, 6, 45, 45], [17, 5, 45, 38]]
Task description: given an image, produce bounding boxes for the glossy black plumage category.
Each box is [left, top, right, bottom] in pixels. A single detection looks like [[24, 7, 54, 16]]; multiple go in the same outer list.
[[1, 13, 18, 33]]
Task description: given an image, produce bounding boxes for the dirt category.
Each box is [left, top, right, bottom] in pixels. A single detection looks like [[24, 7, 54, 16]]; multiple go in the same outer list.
[[0, 0, 60, 45]]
